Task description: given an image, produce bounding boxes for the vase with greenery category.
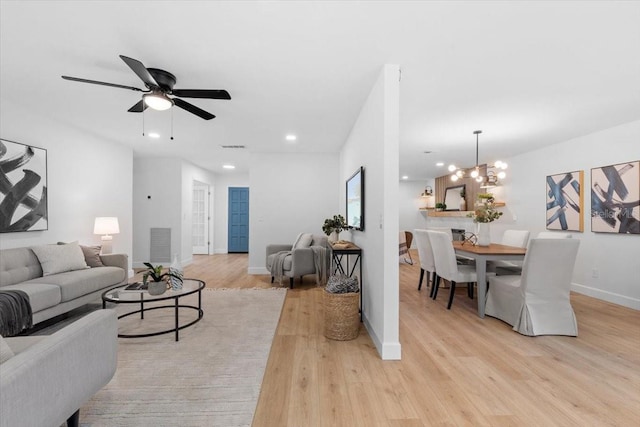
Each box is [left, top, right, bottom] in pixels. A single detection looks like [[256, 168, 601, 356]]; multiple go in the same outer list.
[[435, 202, 446, 212], [142, 262, 183, 295], [322, 214, 347, 242], [467, 196, 503, 246]]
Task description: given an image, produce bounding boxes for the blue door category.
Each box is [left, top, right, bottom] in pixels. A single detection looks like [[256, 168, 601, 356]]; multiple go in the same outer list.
[[228, 187, 249, 253]]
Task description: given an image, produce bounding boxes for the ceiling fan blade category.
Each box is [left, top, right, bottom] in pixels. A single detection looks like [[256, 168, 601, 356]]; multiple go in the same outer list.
[[119, 55, 159, 88], [171, 89, 231, 100], [173, 98, 215, 120], [61, 75, 145, 92], [127, 99, 147, 113]]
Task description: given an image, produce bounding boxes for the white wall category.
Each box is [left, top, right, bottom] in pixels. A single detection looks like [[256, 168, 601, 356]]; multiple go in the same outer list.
[[132, 158, 216, 267], [399, 180, 434, 246], [213, 172, 249, 254], [248, 152, 339, 274], [0, 107, 133, 272], [132, 158, 182, 267], [500, 120, 640, 309], [340, 64, 401, 360]]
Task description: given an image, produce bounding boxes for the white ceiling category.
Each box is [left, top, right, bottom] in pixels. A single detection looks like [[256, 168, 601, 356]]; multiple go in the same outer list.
[[1, 1, 639, 181]]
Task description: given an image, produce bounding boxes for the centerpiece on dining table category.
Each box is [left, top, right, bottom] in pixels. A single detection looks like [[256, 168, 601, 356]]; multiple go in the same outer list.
[[467, 193, 503, 246]]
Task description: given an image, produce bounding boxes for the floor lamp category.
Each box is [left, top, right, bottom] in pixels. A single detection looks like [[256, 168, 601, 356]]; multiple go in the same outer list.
[[94, 217, 120, 254]]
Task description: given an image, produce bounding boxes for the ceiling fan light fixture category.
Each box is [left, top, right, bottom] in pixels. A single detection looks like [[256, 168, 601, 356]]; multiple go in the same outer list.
[[144, 92, 173, 111]]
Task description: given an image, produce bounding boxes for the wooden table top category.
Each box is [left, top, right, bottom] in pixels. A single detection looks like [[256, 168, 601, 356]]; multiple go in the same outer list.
[[452, 241, 526, 255]]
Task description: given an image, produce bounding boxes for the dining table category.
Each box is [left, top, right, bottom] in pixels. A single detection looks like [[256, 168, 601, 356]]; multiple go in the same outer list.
[[452, 241, 527, 318]]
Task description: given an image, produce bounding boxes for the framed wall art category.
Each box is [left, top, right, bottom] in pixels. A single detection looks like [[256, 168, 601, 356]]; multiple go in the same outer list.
[[546, 170, 584, 232], [591, 161, 639, 234], [0, 139, 48, 233]]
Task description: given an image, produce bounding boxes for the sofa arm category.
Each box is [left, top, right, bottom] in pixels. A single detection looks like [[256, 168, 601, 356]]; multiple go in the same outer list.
[[100, 253, 129, 283], [291, 247, 315, 276], [100, 253, 128, 271], [0, 310, 118, 427]]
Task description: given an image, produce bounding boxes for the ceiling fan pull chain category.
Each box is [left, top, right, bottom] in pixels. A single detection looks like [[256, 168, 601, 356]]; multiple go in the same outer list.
[[142, 107, 145, 136], [170, 107, 174, 140]]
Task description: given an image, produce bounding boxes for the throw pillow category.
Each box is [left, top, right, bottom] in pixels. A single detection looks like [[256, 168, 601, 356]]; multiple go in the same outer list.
[[31, 242, 89, 276], [57, 241, 104, 267], [293, 233, 313, 249], [0, 335, 15, 364], [80, 245, 104, 268]]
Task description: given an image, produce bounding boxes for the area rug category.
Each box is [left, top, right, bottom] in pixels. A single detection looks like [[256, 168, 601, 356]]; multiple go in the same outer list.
[[79, 288, 286, 427]]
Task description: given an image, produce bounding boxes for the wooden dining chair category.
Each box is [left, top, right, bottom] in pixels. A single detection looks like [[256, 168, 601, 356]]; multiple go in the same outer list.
[[427, 230, 476, 309]]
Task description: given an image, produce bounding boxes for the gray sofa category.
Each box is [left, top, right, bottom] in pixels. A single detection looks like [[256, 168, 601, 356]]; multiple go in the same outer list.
[[0, 309, 118, 427], [0, 245, 128, 327]]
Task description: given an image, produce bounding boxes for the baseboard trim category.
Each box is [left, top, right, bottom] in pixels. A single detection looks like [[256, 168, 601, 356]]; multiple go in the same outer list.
[[571, 283, 640, 310], [214, 248, 228, 254], [249, 267, 270, 275], [363, 315, 402, 360]]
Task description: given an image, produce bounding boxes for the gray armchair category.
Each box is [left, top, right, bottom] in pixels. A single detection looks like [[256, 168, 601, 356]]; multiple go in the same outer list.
[[266, 233, 328, 288]]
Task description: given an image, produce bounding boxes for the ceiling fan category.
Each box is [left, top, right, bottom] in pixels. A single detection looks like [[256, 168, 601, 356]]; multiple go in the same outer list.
[[62, 55, 231, 120]]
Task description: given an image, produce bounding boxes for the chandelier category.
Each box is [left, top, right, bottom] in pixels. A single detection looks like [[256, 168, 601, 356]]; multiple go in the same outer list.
[[448, 130, 507, 187]]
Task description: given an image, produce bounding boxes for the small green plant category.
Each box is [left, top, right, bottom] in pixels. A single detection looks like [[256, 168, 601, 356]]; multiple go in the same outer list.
[[435, 202, 446, 210], [142, 262, 183, 284], [467, 199, 503, 223], [477, 192, 494, 200], [322, 214, 348, 236]]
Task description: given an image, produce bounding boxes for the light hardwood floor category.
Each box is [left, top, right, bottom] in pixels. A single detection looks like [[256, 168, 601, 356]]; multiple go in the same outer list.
[[184, 252, 640, 427]]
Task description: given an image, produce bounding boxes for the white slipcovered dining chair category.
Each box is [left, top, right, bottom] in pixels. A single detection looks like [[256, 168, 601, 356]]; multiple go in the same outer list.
[[485, 238, 580, 336], [491, 229, 530, 275], [427, 230, 476, 310], [413, 229, 436, 296]]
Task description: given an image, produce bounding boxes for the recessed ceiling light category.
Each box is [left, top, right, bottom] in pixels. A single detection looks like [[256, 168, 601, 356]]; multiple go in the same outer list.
[[436, 162, 444, 167], [285, 134, 297, 141], [401, 175, 409, 180], [222, 164, 236, 169], [148, 132, 160, 139]]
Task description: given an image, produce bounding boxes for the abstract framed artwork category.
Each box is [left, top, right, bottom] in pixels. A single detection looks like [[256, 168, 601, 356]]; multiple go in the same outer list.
[[546, 170, 584, 232], [0, 139, 48, 233], [591, 161, 639, 234]]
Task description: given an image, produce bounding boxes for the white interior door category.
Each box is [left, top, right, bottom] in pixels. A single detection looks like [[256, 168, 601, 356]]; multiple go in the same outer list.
[[192, 181, 210, 255]]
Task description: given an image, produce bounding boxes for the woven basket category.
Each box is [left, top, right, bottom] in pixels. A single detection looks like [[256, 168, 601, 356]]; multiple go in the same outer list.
[[323, 290, 359, 341]]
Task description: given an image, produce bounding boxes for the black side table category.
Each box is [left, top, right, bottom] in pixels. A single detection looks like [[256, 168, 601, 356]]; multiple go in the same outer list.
[[329, 242, 363, 321]]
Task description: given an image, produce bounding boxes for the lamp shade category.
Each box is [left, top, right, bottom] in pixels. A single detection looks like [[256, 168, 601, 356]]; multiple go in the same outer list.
[[94, 217, 120, 235]]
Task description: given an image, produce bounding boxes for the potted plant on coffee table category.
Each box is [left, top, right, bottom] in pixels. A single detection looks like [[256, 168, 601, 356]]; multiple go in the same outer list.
[[142, 262, 183, 295]]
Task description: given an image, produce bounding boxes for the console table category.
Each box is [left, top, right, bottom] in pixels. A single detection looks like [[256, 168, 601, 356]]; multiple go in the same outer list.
[[329, 242, 363, 321]]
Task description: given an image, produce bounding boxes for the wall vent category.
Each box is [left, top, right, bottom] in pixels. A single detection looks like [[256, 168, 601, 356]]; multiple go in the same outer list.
[[220, 145, 246, 149], [150, 228, 171, 263]]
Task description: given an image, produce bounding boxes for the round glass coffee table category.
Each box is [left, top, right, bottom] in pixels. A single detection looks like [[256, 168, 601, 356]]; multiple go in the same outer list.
[[102, 278, 205, 341]]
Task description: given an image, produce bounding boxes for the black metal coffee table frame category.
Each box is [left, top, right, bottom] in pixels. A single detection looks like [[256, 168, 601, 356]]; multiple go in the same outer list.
[[102, 278, 205, 342]]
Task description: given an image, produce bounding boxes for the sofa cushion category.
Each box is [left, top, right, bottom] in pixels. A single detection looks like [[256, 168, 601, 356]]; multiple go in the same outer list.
[[293, 233, 313, 249], [0, 335, 15, 363], [31, 243, 88, 276], [266, 253, 292, 272], [0, 284, 61, 313], [0, 248, 43, 287], [81, 245, 104, 268], [24, 266, 125, 302]]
